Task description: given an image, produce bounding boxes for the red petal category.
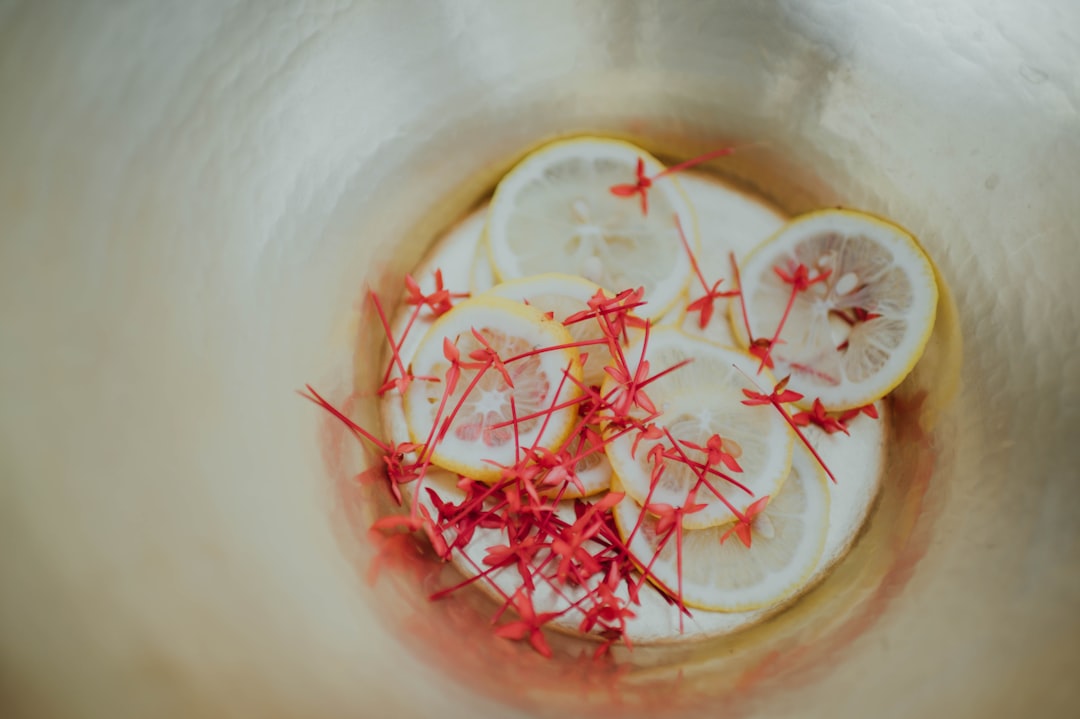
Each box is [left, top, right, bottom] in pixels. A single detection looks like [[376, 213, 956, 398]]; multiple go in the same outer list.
[[719, 525, 736, 545], [635, 390, 657, 415], [745, 496, 770, 517], [736, 522, 753, 548], [495, 622, 530, 641], [775, 389, 805, 404], [699, 301, 714, 329], [593, 492, 625, 511], [529, 629, 553, 658], [442, 336, 459, 362]]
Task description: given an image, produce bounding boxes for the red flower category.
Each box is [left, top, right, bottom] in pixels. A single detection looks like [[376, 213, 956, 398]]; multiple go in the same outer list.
[[719, 496, 769, 548], [494, 588, 561, 658], [631, 423, 665, 459], [468, 327, 514, 387], [773, 262, 832, 292], [404, 269, 468, 317], [680, 434, 743, 473], [605, 358, 656, 416], [792, 398, 849, 435], [526, 445, 584, 495], [609, 157, 653, 215], [645, 502, 706, 537], [609, 147, 736, 217], [741, 376, 804, 407], [685, 280, 739, 330]]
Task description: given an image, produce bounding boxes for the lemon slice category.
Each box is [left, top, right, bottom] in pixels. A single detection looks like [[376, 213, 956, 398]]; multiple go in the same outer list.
[[485, 273, 616, 497], [601, 329, 793, 529], [733, 209, 938, 410], [612, 448, 829, 612], [485, 136, 698, 320], [403, 296, 583, 481]]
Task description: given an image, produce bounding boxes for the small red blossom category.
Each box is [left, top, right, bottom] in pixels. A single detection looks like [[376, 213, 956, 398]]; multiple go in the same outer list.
[[646, 502, 707, 536], [382, 441, 424, 504], [741, 376, 805, 407], [605, 358, 656, 416], [609, 157, 653, 215], [773, 262, 832, 292], [720, 496, 770, 548], [792, 398, 849, 435], [686, 282, 740, 330], [609, 147, 736, 216], [468, 328, 513, 387], [484, 535, 545, 590], [680, 434, 744, 473], [494, 588, 561, 658], [579, 572, 635, 637], [550, 528, 603, 585], [631, 423, 665, 459], [404, 269, 468, 317], [526, 445, 585, 495]]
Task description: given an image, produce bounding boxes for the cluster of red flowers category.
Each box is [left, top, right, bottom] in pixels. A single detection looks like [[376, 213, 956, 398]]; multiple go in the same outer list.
[[303, 152, 882, 658]]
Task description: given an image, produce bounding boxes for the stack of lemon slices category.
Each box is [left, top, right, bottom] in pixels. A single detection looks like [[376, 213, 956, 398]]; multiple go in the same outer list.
[[384, 136, 938, 624]]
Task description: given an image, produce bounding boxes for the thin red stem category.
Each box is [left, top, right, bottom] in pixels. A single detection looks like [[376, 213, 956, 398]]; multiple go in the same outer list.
[[380, 302, 423, 386], [638, 357, 694, 389], [674, 213, 709, 294], [561, 299, 649, 327], [675, 520, 684, 634], [371, 292, 408, 382], [655, 146, 736, 180], [486, 394, 591, 430], [758, 283, 798, 374], [671, 455, 753, 496], [528, 359, 576, 454], [501, 337, 611, 366], [298, 386, 390, 453], [730, 252, 754, 342], [412, 359, 493, 517]]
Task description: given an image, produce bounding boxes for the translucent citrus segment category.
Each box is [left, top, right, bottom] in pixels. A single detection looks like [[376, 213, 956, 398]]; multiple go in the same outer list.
[[601, 329, 793, 529], [612, 447, 829, 612], [733, 209, 938, 410], [402, 296, 583, 481], [484, 136, 698, 320]]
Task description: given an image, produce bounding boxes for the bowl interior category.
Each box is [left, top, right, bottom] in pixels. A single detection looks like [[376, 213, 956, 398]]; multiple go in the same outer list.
[[1, 2, 1077, 718]]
